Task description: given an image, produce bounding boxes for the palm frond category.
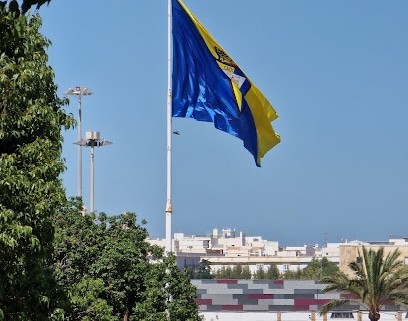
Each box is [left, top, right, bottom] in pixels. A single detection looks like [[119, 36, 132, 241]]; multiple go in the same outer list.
[[390, 292, 408, 307], [321, 273, 350, 293], [320, 299, 350, 315], [320, 246, 408, 317]]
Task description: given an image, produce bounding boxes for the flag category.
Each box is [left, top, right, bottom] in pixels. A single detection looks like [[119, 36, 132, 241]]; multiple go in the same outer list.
[[171, 0, 280, 167]]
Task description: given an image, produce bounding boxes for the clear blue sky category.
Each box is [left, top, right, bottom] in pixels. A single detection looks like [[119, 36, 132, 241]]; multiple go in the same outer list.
[[40, 0, 408, 246]]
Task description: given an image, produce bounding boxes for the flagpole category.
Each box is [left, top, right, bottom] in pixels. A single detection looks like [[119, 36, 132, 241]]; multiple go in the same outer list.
[[165, 0, 173, 254]]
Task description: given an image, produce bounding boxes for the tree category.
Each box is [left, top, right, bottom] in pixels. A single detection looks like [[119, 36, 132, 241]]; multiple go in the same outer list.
[[320, 246, 408, 321], [281, 267, 303, 280], [302, 257, 340, 280], [190, 259, 213, 279], [135, 255, 202, 321], [215, 266, 232, 279], [253, 264, 281, 280], [1, 0, 51, 16], [253, 267, 266, 280], [265, 264, 280, 280], [232, 264, 244, 279], [53, 199, 155, 320], [0, 7, 74, 320], [165, 255, 202, 321], [53, 199, 202, 321], [240, 265, 252, 279], [214, 264, 251, 279]]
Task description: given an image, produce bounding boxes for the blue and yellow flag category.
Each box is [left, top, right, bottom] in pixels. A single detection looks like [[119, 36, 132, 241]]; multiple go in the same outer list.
[[172, 0, 280, 167]]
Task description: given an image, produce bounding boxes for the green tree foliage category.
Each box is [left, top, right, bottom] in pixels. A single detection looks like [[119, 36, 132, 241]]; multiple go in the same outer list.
[[277, 258, 340, 280], [234, 264, 244, 278], [281, 267, 303, 280], [190, 259, 213, 279], [320, 246, 408, 321], [0, 7, 74, 320], [265, 264, 280, 280], [135, 255, 202, 321], [1, 0, 51, 16], [215, 266, 232, 279], [53, 199, 202, 321], [302, 257, 340, 280], [253, 264, 281, 280], [253, 267, 266, 280], [214, 259, 340, 280], [240, 265, 251, 279], [215, 264, 251, 279]]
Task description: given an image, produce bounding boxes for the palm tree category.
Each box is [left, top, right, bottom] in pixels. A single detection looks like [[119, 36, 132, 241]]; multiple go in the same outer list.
[[320, 246, 408, 321]]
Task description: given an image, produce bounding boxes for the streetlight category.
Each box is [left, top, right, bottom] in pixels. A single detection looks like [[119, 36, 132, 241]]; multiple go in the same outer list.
[[64, 86, 93, 198], [74, 131, 112, 213]]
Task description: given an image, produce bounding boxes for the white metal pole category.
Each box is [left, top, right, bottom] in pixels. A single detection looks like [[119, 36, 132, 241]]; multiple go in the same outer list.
[[78, 93, 83, 198], [165, 0, 173, 254], [65, 87, 93, 199], [90, 143, 95, 213]]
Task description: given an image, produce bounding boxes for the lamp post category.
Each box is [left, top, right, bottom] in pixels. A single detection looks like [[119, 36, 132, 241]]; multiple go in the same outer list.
[[64, 86, 93, 198], [74, 131, 112, 213]]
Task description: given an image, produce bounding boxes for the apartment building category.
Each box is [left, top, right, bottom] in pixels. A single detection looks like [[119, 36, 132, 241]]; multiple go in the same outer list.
[[146, 229, 408, 276]]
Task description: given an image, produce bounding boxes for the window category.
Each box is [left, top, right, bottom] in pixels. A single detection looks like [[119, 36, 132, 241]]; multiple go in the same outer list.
[[330, 312, 354, 319]]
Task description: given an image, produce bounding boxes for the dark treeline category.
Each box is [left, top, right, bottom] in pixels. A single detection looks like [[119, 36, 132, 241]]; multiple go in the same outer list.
[[189, 257, 340, 280]]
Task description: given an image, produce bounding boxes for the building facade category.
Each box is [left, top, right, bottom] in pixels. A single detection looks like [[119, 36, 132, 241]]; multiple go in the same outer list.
[[147, 229, 408, 276], [193, 279, 407, 321]]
